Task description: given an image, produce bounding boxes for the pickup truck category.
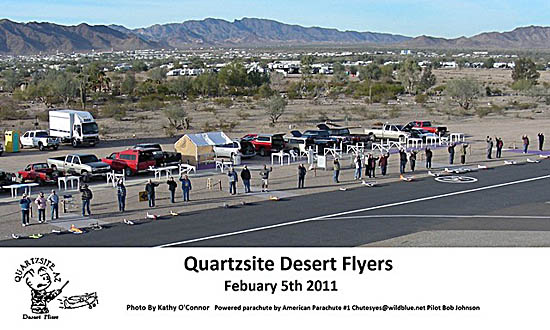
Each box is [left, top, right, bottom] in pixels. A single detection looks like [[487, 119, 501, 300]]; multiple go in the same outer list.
[[20, 130, 60, 151], [102, 149, 157, 176], [47, 154, 111, 181], [317, 123, 372, 145], [214, 140, 256, 160], [364, 124, 410, 141], [18, 163, 57, 184], [403, 121, 447, 135], [133, 143, 181, 167], [243, 133, 286, 157]]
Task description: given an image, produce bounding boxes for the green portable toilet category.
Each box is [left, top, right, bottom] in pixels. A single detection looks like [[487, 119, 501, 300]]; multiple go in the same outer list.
[[4, 131, 20, 152]]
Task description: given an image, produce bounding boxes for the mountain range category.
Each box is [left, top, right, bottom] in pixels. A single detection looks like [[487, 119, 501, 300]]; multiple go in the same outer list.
[[1, 17, 550, 55]]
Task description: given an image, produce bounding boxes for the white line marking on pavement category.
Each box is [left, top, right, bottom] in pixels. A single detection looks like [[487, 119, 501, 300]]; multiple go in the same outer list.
[[156, 174, 550, 247], [328, 215, 550, 220]]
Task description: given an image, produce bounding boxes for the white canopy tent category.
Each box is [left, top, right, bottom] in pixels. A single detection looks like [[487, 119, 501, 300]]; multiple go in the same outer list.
[[174, 132, 232, 166]]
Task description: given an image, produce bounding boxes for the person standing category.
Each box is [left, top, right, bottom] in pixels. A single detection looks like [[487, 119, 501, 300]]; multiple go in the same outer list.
[[496, 137, 503, 158], [260, 165, 273, 192], [399, 149, 407, 174], [47, 190, 59, 221], [166, 176, 177, 203], [379, 153, 389, 176], [20, 194, 32, 227], [228, 167, 238, 195], [35, 192, 47, 223], [486, 136, 493, 159], [365, 154, 372, 178], [145, 179, 159, 208], [116, 179, 126, 212], [425, 147, 433, 169], [353, 154, 362, 180], [298, 164, 307, 189], [460, 144, 468, 164], [180, 175, 192, 201], [409, 150, 417, 172], [448, 143, 456, 165], [333, 159, 340, 183], [80, 184, 93, 216], [240, 165, 251, 193], [522, 135, 530, 154], [369, 154, 378, 178], [538, 133, 545, 151]]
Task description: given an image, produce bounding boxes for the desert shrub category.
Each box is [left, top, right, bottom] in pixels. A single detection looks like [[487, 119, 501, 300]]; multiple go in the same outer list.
[[387, 106, 401, 119], [214, 97, 234, 108], [201, 106, 218, 115], [36, 110, 50, 122], [136, 98, 164, 111], [201, 122, 215, 132], [102, 103, 127, 121], [415, 94, 429, 104], [237, 110, 251, 120], [164, 125, 177, 137], [291, 112, 309, 124], [0, 96, 26, 120], [217, 119, 238, 131]]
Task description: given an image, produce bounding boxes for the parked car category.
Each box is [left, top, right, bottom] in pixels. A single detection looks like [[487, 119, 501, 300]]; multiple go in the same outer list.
[[20, 130, 60, 151], [403, 121, 447, 135], [0, 169, 16, 190], [132, 143, 181, 167], [244, 133, 286, 157], [364, 123, 410, 141], [102, 149, 157, 176], [18, 163, 57, 184], [47, 154, 111, 181], [213, 140, 256, 160]]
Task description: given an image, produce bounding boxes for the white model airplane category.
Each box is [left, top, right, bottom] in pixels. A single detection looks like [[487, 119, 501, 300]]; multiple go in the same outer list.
[[400, 174, 414, 182], [539, 154, 550, 159], [527, 158, 540, 163], [339, 187, 348, 191], [123, 219, 135, 225], [361, 180, 377, 187], [504, 160, 517, 165], [146, 212, 158, 220], [170, 210, 179, 216], [477, 164, 488, 169]]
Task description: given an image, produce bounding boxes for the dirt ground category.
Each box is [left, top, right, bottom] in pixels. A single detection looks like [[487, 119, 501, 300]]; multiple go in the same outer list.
[[2, 68, 549, 149]]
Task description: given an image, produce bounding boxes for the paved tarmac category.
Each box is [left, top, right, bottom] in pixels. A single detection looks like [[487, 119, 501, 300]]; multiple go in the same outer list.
[[1, 158, 549, 247]]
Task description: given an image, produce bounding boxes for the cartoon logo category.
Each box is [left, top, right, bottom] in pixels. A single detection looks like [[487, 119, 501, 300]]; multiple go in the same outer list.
[[14, 258, 98, 317]]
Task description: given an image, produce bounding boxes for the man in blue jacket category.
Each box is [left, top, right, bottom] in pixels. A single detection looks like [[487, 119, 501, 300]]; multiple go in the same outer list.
[[20, 193, 32, 226], [179, 175, 192, 201]]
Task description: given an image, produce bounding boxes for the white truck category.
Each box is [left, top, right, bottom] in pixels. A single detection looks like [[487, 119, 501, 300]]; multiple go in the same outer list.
[[49, 110, 100, 147], [20, 130, 60, 151], [364, 123, 410, 141], [47, 154, 111, 181]]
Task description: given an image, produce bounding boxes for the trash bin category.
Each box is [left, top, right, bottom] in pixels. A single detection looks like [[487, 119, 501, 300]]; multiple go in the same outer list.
[[4, 131, 20, 153], [233, 154, 242, 166]]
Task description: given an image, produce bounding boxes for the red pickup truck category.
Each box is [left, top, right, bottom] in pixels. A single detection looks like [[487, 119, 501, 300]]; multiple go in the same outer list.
[[404, 121, 447, 135], [102, 149, 157, 176], [242, 133, 286, 157], [18, 163, 57, 184]]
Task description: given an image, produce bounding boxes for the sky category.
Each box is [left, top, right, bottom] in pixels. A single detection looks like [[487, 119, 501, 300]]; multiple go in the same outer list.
[[2, 0, 550, 38]]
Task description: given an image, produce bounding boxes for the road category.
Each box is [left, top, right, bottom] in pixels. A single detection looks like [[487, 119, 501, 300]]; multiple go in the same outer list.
[[1, 159, 549, 247]]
